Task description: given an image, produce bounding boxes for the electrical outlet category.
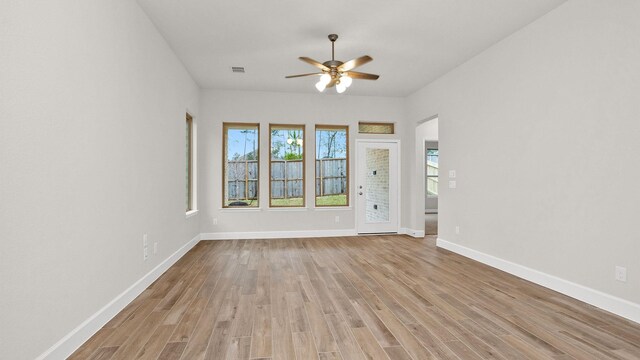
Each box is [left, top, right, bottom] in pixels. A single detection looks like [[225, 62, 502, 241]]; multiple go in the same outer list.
[[448, 180, 457, 189], [455, 226, 460, 235], [615, 266, 627, 282], [153, 242, 158, 254], [335, 216, 340, 223], [143, 234, 148, 247], [213, 218, 218, 225]]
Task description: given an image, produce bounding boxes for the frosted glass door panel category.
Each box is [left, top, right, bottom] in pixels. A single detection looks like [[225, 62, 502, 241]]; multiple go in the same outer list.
[[365, 148, 390, 223], [356, 141, 399, 234]]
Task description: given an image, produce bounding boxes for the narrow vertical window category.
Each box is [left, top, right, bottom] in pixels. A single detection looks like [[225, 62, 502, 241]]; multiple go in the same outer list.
[[315, 125, 349, 207], [223, 123, 260, 207], [426, 148, 438, 196], [186, 113, 194, 212], [270, 124, 305, 207]]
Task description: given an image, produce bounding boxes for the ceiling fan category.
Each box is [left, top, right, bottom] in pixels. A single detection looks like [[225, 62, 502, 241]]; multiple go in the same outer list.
[[285, 34, 379, 93]]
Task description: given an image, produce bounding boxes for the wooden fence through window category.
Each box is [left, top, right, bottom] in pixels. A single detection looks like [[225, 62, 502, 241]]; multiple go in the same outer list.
[[227, 160, 258, 201], [226, 158, 347, 200], [315, 158, 347, 197]]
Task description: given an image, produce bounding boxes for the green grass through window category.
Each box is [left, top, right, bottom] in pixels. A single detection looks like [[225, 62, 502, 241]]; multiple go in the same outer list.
[[270, 197, 304, 207], [316, 194, 347, 206]]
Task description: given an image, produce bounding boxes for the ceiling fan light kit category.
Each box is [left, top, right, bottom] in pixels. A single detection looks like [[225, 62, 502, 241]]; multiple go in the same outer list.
[[286, 34, 379, 94]]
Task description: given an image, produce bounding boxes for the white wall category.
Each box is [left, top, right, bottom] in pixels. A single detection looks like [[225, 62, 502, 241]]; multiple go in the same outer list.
[[407, 0, 640, 308], [199, 89, 409, 236], [0, 1, 200, 359]]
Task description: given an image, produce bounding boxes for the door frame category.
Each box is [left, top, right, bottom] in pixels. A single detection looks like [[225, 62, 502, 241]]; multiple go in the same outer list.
[[355, 139, 401, 234]]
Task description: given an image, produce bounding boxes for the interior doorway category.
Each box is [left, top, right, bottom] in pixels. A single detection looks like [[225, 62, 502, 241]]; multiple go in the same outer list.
[[417, 117, 438, 236]]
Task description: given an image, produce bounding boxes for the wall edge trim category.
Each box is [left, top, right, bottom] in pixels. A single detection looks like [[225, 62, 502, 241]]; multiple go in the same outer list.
[[436, 237, 640, 324], [35, 233, 202, 360], [399, 227, 426, 238]]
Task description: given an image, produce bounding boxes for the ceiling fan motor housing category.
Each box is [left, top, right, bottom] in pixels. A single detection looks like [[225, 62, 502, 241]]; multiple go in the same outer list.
[[323, 60, 343, 68], [323, 60, 344, 78]]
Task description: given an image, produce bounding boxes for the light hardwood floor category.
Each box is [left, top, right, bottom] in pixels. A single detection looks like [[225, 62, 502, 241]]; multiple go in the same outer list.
[[424, 214, 438, 236], [70, 235, 640, 359]]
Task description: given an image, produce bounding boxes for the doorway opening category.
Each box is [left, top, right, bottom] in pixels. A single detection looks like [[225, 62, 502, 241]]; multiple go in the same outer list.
[[417, 117, 438, 236]]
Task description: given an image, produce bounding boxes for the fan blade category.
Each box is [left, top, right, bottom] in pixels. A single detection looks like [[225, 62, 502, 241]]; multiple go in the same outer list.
[[285, 72, 323, 79], [344, 71, 379, 80], [325, 77, 338, 88], [299, 57, 330, 71], [338, 55, 373, 71]]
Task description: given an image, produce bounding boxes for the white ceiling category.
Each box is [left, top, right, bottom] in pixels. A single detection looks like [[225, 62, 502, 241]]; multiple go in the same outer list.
[[137, 0, 566, 97]]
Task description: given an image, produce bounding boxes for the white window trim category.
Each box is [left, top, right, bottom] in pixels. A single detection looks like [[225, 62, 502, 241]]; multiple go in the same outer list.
[[425, 146, 438, 199], [219, 207, 263, 212], [313, 206, 353, 211]]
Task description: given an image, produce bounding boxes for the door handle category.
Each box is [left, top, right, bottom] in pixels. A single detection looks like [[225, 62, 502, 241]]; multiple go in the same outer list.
[[359, 192, 363, 195]]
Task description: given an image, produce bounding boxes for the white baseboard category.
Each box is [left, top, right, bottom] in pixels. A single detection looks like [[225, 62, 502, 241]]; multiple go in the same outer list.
[[399, 227, 426, 238], [201, 228, 427, 240], [36, 233, 201, 360], [436, 238, 640, 324], [201, 229, 357, 240]]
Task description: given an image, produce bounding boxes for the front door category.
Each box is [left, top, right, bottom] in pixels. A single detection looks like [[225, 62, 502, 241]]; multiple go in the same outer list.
[[356, 140, 400, 233]]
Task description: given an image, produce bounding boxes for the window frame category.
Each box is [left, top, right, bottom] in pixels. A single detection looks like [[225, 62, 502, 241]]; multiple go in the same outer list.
[[426, 147, 439, 198], [222, 122, 261, 209], [269, 123, 306, 208], [315, 125, 349, 207], [186, 113, 194, 212]]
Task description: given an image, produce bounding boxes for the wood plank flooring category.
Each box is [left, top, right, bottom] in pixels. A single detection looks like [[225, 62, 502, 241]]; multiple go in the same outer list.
[[70, 235, 640, 359]]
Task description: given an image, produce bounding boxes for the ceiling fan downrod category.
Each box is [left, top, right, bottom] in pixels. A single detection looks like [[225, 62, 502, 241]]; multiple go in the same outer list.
[[325, 34, 342, 78], [329, 34, 338, 61]]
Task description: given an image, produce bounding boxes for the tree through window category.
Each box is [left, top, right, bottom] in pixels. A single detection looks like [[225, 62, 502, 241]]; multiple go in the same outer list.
[[270, 124, 305, 207], [316, 126, 348, 206], [223, 123, 259, 207]]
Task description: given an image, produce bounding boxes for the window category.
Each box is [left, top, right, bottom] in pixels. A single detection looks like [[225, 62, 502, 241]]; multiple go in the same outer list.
[[186, 113, 194, 211], [426, 148, 438, 196], [270, 124, 305, 207], [315, 125, 349, 206], [358, 122, 394, 134], [223, 123, 260, 207]]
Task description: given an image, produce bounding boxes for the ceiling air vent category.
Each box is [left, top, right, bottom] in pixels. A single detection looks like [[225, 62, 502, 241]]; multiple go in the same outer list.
[[231, 66, 245, 73]]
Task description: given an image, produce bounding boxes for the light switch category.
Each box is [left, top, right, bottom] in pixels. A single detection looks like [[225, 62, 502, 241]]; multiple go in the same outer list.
[[449, 170, 456, 178], [448, 180, 457, 189]]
